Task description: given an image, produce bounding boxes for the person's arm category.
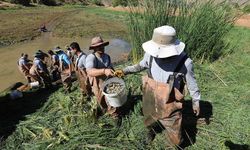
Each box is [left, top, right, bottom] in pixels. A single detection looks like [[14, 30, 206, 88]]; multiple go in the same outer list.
[[122, 53, 150, 74], [86, 54, 114, 77], [185, 60, 201, 116]]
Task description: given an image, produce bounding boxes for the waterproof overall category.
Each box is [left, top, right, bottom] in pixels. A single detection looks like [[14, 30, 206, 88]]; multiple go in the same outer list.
[[18, 61, 33, 83], [59, 58, 72, 92], [142, 55, 187, 145], [75, 53, 91, 97], [88, 54, 119, 117], [29, 60, 51, 86]]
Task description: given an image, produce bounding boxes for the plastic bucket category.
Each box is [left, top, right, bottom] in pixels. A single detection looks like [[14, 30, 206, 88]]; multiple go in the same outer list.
[[10, 90, 23, 100], [29, 81, 40, 88], [102, 77, 127, 107]]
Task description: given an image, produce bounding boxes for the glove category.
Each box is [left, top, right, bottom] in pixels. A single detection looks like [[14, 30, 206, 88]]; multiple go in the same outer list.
[[114, 69, 125, 78]]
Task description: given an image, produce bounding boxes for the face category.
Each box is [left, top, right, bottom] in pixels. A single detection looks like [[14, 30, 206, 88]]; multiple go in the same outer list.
[[70, 47, 77, 55], [24, 54, 28, 59], [94, 46, 105, 54]]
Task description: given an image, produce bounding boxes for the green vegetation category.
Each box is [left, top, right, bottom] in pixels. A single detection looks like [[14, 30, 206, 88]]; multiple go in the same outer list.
[[0, 2, 250, 150], [243, 4, 250, 13], [1, 26, 250, 149], [128, 0, 236, 63]]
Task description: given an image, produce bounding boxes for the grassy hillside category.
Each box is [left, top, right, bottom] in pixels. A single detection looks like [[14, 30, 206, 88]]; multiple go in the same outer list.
[[0, 26, 249, 149]]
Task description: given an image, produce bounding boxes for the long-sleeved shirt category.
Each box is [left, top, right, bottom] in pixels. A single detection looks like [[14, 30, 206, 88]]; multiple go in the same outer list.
[[123, 52, 200, 106]]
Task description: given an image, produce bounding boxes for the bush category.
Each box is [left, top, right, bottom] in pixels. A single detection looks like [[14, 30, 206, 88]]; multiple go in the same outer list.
[[89, 0, 103, 6], [112, 0, 127, 7], [128, 0, 236, 63], [243, 4, 250, 13], [39, 0, 57, 6], [10, 0, 30, 6]]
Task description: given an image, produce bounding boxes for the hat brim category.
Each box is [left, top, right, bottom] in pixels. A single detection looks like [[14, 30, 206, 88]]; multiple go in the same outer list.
[[89, 41, 109, 50], [142, 40, 185, 58], [53, 49, 63, 52]]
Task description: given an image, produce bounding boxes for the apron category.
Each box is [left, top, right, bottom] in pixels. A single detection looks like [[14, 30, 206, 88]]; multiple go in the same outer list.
[[75, 53, 91, 96], [142, 54, 188, 145], [59, 56, 72, 91]]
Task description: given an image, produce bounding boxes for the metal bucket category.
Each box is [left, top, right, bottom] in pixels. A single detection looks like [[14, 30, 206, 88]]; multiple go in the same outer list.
[[102, 77, 127, 107], [29, 81, 40, 88], [10, 90, 23, 100]]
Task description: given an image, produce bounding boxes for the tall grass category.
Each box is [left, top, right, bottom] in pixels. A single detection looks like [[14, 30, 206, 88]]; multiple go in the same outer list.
[[128, 0, 236, 63]]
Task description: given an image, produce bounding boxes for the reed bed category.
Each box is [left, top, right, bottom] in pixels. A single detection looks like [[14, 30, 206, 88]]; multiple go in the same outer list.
[[128, 0, 236, 63]]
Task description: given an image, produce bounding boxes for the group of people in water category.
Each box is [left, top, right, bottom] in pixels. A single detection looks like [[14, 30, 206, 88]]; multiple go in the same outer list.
[[17, 25, 201, 147]]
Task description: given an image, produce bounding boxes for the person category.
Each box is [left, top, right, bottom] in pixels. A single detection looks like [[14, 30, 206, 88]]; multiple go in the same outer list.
[[70, 42, 91, 99], [17, 53, 33, 83], [48, 50, 60, 82], [40, 23, 47, 32], [119, 25, 201, 146], [85, 36, 120, 118], [29, 52, 52, 88], [53, 46, 72, 93]]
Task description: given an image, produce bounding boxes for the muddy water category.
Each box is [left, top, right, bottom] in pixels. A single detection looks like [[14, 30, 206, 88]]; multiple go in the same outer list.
[[0, 36, 131, 91]]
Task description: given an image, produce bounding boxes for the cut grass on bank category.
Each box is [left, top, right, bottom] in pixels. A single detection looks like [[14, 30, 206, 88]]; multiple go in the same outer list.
[[1, 26, 250, 149], [53, 6, 127, 39], [0, 6, 76, 47]]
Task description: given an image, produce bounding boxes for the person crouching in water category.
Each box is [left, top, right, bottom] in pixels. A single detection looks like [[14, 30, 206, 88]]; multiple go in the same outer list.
[[53, 46, 72, 93], [120, 25, 200, 146], [86, 36, 121, 119], [17, 53, 33, 83], [29, 52, 52, 88], [48, 50, 60, 82], [70, 42, 91, 100]]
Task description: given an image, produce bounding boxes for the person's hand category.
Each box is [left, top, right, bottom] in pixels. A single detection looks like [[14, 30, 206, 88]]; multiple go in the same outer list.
[[104, 68, 114, 77], [193, 101, 200, 116], [114, 69, 125, 78]]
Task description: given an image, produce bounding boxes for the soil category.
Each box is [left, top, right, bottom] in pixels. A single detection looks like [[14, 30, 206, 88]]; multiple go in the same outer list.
[[235, 14, 250, 28]]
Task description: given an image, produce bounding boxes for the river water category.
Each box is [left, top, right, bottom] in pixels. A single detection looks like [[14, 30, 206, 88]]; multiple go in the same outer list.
[[0, 33, 131, 91]]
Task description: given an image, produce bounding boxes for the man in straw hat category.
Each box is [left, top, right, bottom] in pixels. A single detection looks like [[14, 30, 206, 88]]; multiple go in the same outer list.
[[118, 25, 200, 146], [53, 46, 73, 93], [70, 42, 91, 100], [86, 36, 121, 119]]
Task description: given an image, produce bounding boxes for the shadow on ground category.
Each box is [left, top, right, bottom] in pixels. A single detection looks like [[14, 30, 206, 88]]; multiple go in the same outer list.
[[0, 85, 60, 141], [225, 140, 249, 150], [180, 100, 213, 149]]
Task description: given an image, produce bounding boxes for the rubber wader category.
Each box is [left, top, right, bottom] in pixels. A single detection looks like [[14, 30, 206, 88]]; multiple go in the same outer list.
[[59, 58, 72, 92], [142, 54, 188, 145]]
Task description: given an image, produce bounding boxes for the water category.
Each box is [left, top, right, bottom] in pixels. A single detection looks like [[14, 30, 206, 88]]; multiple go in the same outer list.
[[0, 35, 131, 91]]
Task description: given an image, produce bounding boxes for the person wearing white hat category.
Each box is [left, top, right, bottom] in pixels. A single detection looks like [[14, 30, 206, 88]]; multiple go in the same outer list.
[[119, 25, 201, 146]]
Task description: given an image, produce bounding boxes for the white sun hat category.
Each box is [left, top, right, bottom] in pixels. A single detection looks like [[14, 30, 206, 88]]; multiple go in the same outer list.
[[142, 25, 185, 58]]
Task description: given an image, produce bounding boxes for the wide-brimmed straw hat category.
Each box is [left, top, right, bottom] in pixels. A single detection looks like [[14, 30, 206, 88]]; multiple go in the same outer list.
[[142, 25, 185, 58], [89, 36, 109, 50]]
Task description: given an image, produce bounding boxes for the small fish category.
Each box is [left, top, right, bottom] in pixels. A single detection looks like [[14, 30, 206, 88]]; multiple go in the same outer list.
[[105, 82, 123, 94]]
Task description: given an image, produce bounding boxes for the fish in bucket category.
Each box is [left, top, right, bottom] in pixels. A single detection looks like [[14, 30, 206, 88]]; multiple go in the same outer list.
[[102, 77, 127, 107]]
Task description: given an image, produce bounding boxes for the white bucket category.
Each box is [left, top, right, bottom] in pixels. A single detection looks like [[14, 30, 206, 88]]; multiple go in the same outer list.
[[29, 81, 40, 88], [102, 77, 127, 107], [10, 90, 23, 100]]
